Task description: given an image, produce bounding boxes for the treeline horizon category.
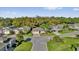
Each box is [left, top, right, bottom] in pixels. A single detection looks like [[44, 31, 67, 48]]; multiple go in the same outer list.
[[0, 16, 79, 18], [0, 16, 79, 28]]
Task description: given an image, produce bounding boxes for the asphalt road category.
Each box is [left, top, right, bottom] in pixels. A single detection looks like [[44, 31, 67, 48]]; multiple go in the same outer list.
[[59, 31, 79, 37]]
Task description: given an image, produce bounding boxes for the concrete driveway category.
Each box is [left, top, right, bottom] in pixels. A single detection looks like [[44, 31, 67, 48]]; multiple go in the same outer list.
[[31, 35, 52, 51]]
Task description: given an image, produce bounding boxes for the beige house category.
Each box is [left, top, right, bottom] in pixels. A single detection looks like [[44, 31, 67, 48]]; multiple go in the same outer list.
[[2, 27, 11, 35], [13, 29, 20, 34], [32, 27, 45, 35]]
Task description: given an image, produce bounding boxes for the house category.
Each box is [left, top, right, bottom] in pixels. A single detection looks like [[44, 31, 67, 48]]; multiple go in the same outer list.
[[0, 36, 16, 51], [0, 42, 11, 51], [68, 23, 79, 30], [2, 27, 10, 35], [32, 27, 45, 35], [50, 24, 64, 32], [4, 38, 16, 49], [0, 37, 9, 51], [12, 26, 31, 34], [12, 28, 20, 34], [7, 26, 19, 34], [18, 26, 31, 33]]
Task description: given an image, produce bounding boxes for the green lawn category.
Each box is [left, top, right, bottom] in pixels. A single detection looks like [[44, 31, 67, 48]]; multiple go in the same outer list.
[[63, 37, 79, 45], [14, 42, 32, 51], [47, 37, 79, 51]]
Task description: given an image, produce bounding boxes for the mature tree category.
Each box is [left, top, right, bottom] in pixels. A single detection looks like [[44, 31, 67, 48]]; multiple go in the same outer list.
[[16, 31, 24, 45], [0, 16, 79, 28], [0, 20, 5, 28]]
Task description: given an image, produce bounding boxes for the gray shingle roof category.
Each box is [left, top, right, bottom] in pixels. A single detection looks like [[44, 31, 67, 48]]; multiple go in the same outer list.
[[32, 27, 44, 31]]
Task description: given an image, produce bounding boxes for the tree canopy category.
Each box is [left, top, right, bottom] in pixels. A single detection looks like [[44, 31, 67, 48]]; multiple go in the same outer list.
[[0, 16, 79, 28]]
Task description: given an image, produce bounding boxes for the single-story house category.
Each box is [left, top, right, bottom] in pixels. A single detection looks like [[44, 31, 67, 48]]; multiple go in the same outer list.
[[2, 27, 10, 35], [18, 26, 31, 33], [32, 27, 45, 35], [4, 37, 16, 48], [50, 24, 64, 32], [68, 23, 79, 30], [12, 26, 31, 34], [12, 28, 20, 34], [0, 36, 16, 51]]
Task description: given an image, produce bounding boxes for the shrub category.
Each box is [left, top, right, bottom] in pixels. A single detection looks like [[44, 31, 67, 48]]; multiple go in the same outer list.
[[76, 34, 79, 38], [10, 30, 15, 35], [16, 33, 24, 45], [53, 35, 63, 42]]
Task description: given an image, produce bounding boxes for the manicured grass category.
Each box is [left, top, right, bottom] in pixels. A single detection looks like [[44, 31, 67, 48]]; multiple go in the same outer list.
[[63, 37, 79, 44], [47, 37, 79, 51], [14, 42, 32, 51], [47, 40, 74, 51]]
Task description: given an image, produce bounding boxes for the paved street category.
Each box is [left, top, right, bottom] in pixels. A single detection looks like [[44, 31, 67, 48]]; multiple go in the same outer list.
[[31, 36, 52, 51], [59, 31, 79, 37]]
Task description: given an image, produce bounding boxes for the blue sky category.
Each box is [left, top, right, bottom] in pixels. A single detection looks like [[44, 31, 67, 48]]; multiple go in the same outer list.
[[0, 7, 79, 18]]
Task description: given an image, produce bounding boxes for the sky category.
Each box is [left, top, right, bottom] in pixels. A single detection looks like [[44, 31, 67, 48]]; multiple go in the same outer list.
[[0, 7, 79, 18]]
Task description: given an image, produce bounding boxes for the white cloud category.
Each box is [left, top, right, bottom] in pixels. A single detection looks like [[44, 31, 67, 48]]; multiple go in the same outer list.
[[73, 8, 79, 11], [44, 7, 63, 10]]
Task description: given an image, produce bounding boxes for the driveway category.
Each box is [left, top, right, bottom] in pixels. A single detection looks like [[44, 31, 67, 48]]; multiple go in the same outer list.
[[31, 35, 52, 51]]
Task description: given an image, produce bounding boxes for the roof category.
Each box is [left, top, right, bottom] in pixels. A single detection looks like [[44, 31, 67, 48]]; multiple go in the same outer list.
[[23, 26, 31, 30], [3, 38, 11, 43], [32, 27, 44, 31], [0, 36, 8, 43]]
